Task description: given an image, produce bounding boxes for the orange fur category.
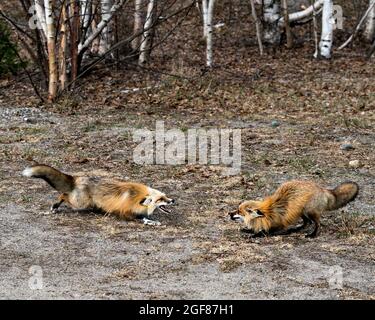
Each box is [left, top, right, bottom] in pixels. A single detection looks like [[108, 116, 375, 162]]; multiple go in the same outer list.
[[234, 180, 359, 237], [23, 164, 174, 221]]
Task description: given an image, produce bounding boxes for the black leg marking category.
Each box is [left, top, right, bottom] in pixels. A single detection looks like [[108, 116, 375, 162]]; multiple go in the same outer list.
[[240, 228, 268, 238], [305, 217, 320, 238], [50, 200, 64, 213]]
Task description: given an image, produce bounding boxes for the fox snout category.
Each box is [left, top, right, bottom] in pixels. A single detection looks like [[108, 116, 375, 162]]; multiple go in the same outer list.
[[228, 209, 243, 222], [228, 209, 238, 220], [157, 198, 176, 214]]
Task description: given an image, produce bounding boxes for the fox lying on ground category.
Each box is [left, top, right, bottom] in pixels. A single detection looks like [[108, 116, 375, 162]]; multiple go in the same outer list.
[[22, 164, 175, 225], [229, 180, 359, 238]]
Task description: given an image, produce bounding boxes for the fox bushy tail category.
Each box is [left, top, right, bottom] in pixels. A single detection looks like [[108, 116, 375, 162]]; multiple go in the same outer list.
[[328, 181, 359, 210], [22, 164, 75, 193]]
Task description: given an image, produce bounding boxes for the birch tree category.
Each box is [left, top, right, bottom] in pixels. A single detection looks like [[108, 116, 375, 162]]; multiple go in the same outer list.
[[81, 0, 92, 38], [262, 0, 324, 45], [44, 0, 58, 101], [139, 0, 155, 65], [202, 0, 215, 67], [59, 1, 68, 90], [99, 0, 113, 55], [364, 0, 375, 42], [319, 0, 333, 58], [78, 0, 125, 54], [132, 0, 144, 50], [34, 0, 47, 37], [263, 0, 281, 44]]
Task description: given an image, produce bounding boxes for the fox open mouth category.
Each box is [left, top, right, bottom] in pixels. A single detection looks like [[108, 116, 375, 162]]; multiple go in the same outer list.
[[229, 212, 244, 222], [158, 205, 171, 214]]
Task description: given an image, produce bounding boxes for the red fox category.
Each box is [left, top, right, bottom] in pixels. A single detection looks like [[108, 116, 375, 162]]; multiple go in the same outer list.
[[229, 180, 359, 238], [22, 164, 175, 225]]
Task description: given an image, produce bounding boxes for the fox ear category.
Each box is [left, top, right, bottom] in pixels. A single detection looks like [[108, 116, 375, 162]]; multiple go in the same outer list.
[[140, 197, 152, 206]]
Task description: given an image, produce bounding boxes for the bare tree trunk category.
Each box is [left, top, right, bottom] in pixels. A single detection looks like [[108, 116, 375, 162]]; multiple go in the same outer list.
[[319, 0, 333, 58], [91, 3, 100, 54], [202, 0, 208, 37], [59, 1, 67, 90], [99, 0, 113, 55], [35, 0, 47, 37], [312, 0, 319, 58], [282, 0, 293, 48], [44, 0, 58, 101], [201, 0, 215, 67], [206, 0, 215, 67], [263, 0, 281, 44], [139, 0, 155, 65], [364, 0, 375, 42], [250, 0, 263, 55], [70, 0, 80, 82], [132, 0, 144, 50], [81, 0, 92, 41], [78, 0, 125, 54]]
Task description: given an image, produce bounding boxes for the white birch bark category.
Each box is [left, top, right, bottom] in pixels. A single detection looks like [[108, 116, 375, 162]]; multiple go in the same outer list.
[[262, 0, 324, 44], [34, 0, 47, 37], [81, 0, 92, 34], [44, 0, 58, 100], [99, 0, 112, 55], [319, 0, 333, 59], [312, 0, 319, 58], [139, 0, 155, 65], [78, 0, 124, 54], [284, 0, 323, 24], [263, 0, 281, 44], [364, 0, 375, 42], [131, 0, 144, 50], [206, 0, 215, 67], [202, 0, 208, 37]]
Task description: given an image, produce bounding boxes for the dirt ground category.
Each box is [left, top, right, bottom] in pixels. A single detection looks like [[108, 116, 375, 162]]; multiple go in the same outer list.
[[1, 3, 375, 298]]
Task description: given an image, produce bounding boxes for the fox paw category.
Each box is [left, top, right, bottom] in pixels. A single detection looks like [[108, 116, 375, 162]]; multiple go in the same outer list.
[[142, 218, 161, 226], [50, 206, 59, 214]]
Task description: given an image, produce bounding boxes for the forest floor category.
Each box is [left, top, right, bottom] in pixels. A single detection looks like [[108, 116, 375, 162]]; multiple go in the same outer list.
[[1, 4, 375, 298]]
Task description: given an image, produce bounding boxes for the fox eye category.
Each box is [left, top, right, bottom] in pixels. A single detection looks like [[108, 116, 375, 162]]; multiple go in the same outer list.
[[140, 198, 152, 206]]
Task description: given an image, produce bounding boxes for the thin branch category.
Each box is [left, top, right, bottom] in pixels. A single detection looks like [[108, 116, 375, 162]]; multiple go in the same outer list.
[[338, 0, 375, 50]]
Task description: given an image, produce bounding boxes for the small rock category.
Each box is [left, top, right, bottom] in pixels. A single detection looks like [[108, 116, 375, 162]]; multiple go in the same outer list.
[[24, 117, 37, 124], [340, 143, 354, 151], [349, 160, 360, 168], [271, 120, 280, 128]]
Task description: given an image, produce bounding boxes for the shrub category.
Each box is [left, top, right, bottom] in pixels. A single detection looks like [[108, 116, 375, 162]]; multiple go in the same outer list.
[[0, 20, 25, 76]]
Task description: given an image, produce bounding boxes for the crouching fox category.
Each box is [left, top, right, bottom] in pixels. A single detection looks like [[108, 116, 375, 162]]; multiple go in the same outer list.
[[230, 180, 359, 238]]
